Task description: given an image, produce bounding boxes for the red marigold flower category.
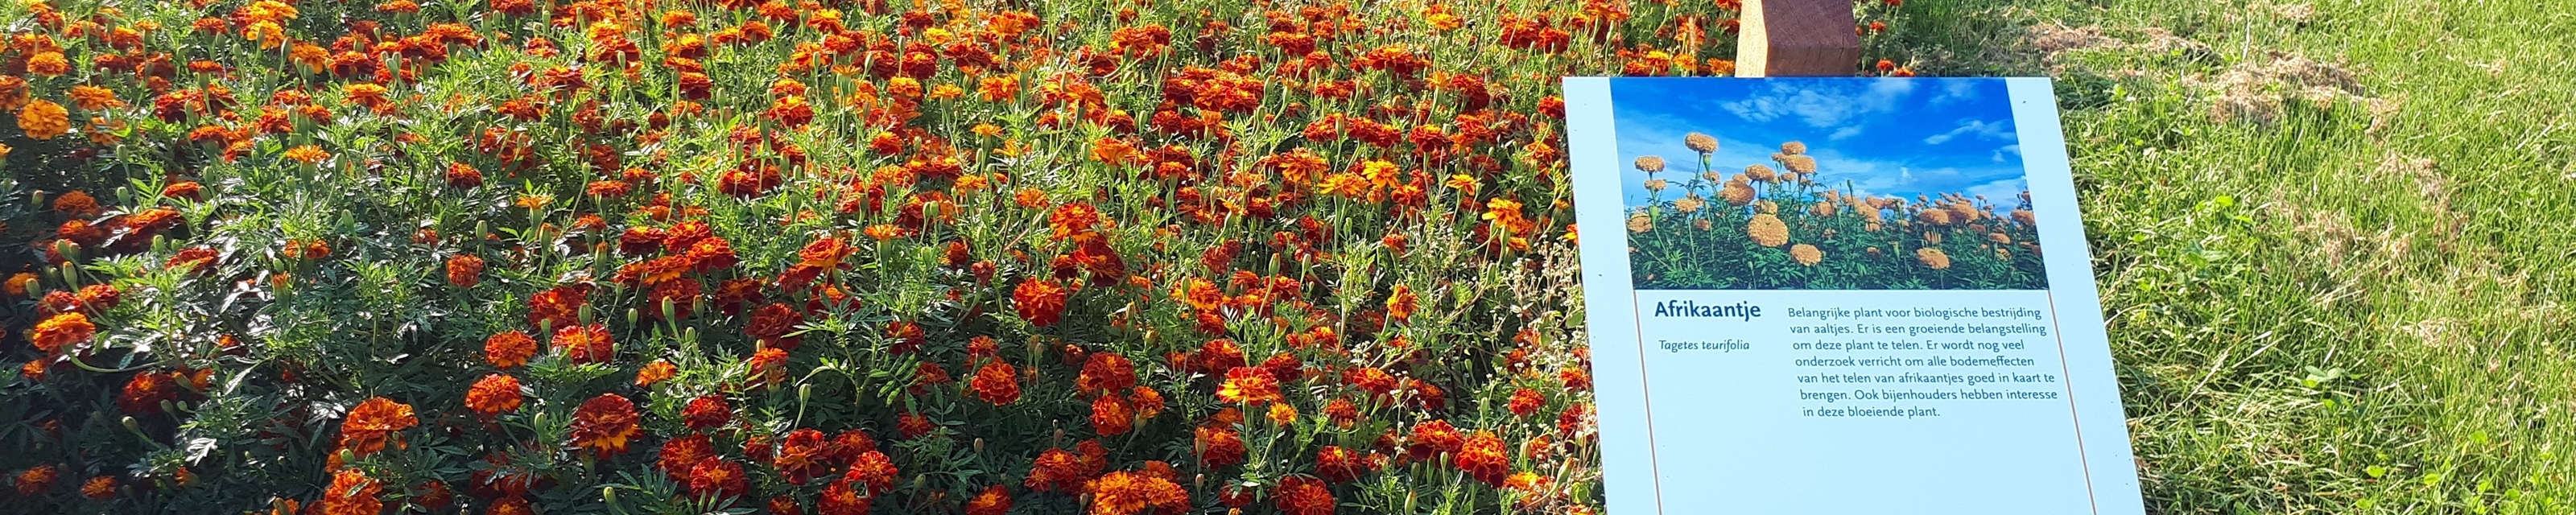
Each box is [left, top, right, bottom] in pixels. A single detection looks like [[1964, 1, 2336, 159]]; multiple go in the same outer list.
[[1170, 277, 1224, 311], [569, 393, 642, 455], [80, 475, 113, 500], [687, 456, 749, 501], [552, 323, 616, 364], [1195, 339, 1245, 374], [1075, 353, 1136, 396], [767, 496, 802, 515], [1276, 476, 1335, 515], [844, 449, 899, 495], [816, 479, 873, 515], [526, 284, 588, 330], [14, 465, 56, 494], [341, 397, 419, 456], [446, 254, 485, 287], [1011, 278, 1068, 327], [1090, 394, 1133, 435], [166, 246, 220, 274], [970, 360, 1021, 405], [1406, 419, 1464, 460], [965, 484, 1012, 515], [658, 434, 716, 476], [320, 469, 382, 515], [683, 395, 732, 431], [464, 374, 524, 418], [773, 428, 833, 484], [1315, 445, 1370, 484], [1508, 388, 1546, 418], [1454, 431, 1510, 486], [30, 312, 94, 353], [1129, 386, 1166, 421], [485, 330, 539, 368], [1193, 426, 1245, 467], [1323, 397, 1360, 428], [1085, 469, 1188, 515], [116, 372, 178, 414], [1216, 367, 1282, 404], [1344, 367, 1397, 398]]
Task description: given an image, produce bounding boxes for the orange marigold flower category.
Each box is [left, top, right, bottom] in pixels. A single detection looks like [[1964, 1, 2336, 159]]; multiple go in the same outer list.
[[1508, 388, 1546, 418], [551, 323, 615, 364], [282, 145, 328, 164], [965, 484, 1012, 515], [749, 347, 789, 386], [341, 397, 419, 456], [485, 330, 539, 368], [1084, 470, 1188, 515], [1075, 353, 1136, 395], [1216, 366, 1282, 404], [14, 465, 56, 495], [1048, 202, 1104, 241], [1454, 431, 1510, 486], [1090, 394, 1133, 435], [80, 475, 113, 500], [320, 469, 382, 515], [116, 372, 177, 414], [1171, 277, 1223, 311], [569, 393, 642, 455], [444, 163, 484, 188], [19, 99, 70, 140], [970, 360, 1021, 405], [635, 359, 678, 386], [1406, 419, 1464, 459], [1790, 244, 1824, 266], [1011, 278, 1068, 327], [464, 374, 523, 418], [31, 311, 94, 353], [445, 254, 484, 287], [1385, 284, 1418, 323]]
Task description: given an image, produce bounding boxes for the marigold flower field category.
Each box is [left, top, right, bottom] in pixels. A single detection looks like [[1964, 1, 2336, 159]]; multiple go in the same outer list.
[[0, 0, 1918, 513]]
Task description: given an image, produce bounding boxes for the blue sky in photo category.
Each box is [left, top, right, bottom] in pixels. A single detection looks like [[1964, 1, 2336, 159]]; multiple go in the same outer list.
[[1608, 78, 2029, 208]]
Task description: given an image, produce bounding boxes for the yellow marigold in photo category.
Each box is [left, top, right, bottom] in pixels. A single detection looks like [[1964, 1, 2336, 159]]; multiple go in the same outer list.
[[282, 145, 328, 164], [1995, 248, 2012, 261], [1719, 182, 1756, 205], [1918, 208, 1954, 225], [19, 100, 70, 140], [1924, 231, 1943, 244], [1642, 178, 1666, 192], [1781, 154, 1818, 175], [1780, 141, 1807, 155], [1633, 155, 1665, 173], [1674, 195, 1705, 213], [1988, 233, 2011, 244], [1702, 170, 1725, 183], [1694, 219, 1714, 231], [1756, 200, 1777, 214], [1790, 244, 1823, 266], [1626, 213, 1652, 233], [1745, 213, 1789, 247], [1918, 248, 1952, 270], [1744, 163, 1777, 183], [2012, 208, 2037, 227], [1685, 133, 1719, 154], [1809, 201, 1836, 217]]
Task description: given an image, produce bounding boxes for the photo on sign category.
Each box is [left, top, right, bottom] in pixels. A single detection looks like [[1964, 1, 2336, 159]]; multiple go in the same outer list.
[[1612, 78, 2049, 290]]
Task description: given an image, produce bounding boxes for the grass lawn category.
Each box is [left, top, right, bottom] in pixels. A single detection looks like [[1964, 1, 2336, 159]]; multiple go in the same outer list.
[[1899, 0, 2576, 512]]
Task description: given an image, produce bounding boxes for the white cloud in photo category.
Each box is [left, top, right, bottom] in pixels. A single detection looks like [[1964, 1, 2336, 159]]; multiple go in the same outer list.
[[1924, 119, 2012, 145], [1719, 80, 1920, 130]]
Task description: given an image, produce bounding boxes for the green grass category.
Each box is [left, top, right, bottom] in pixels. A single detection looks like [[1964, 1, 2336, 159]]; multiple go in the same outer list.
[[1893, 0, 2576, 512]]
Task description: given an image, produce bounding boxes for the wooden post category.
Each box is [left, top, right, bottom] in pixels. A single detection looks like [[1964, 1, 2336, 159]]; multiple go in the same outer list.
[[1736, 0, 1861, 77]]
